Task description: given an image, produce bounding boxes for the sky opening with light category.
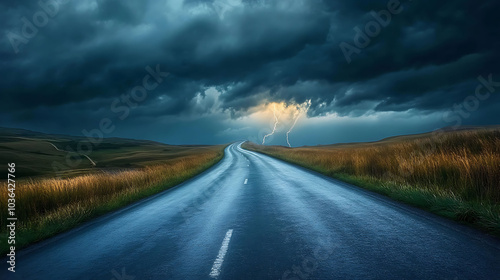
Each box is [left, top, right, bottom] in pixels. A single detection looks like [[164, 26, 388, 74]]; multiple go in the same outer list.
[[1, 0, 499, 146]]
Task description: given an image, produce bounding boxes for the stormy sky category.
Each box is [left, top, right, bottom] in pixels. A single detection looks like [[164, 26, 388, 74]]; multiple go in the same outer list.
[[1, 0, 499, 146]]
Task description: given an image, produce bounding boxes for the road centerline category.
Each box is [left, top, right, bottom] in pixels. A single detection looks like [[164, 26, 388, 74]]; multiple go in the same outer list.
[[209, 229, 234, 278]]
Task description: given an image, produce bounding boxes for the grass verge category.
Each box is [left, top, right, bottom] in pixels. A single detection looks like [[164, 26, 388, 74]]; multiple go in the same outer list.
[[242, 128, 500, 236], [0, 145, 226, 254]]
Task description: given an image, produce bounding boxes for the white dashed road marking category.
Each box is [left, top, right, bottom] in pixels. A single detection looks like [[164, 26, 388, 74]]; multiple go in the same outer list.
[[209, 229, 234, 278]]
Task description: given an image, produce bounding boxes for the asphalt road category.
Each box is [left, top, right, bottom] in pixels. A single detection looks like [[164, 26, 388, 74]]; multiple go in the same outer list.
[[3, 142, 500, 279]]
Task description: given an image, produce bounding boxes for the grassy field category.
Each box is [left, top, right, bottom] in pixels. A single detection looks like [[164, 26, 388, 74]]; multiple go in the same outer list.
[[0, 127, 221, 179], [243, 127, 500, 236], [0, 127, 227, 253]]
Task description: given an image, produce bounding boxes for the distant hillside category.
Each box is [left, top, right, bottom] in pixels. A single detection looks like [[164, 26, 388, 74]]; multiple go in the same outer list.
[[311, 125, 500, 149], [0, 127, 216, 178]]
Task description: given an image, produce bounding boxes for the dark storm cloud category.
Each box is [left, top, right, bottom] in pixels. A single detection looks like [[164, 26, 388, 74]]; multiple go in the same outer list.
[[1, 0, 499, 134]]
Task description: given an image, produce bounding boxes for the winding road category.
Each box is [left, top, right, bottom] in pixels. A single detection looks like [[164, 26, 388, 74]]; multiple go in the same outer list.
[[3, 142, 500, 279]]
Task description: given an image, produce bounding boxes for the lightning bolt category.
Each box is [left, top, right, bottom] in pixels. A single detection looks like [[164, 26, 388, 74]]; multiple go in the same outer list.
[[286, 110, 301, 147], [262, 104, 279, 145], [285, 101, 311, 147]]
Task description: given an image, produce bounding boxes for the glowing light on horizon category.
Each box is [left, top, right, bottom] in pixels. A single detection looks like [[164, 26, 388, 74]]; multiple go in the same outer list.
[[260, 100, 311, 146]]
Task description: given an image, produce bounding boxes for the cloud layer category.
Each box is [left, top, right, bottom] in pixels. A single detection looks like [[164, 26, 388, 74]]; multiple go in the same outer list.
[[1, 0, 499, 144]]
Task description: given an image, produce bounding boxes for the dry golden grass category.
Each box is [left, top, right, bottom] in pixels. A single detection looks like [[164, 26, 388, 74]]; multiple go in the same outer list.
[[0, 146, 225, 253], [246, 129, 500, 203]]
